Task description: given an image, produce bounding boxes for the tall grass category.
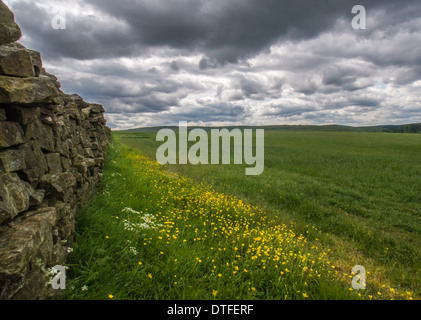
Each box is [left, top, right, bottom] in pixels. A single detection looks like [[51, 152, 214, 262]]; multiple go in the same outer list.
[[64, 140, 406, 300], [114, 130, 421, 299]]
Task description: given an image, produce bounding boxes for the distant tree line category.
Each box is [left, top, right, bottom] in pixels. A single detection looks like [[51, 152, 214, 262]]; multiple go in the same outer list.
[[383, 123, 421, 133]]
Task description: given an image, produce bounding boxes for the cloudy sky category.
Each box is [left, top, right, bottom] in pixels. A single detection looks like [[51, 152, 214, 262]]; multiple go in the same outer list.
[[4, 0, 421, 130]]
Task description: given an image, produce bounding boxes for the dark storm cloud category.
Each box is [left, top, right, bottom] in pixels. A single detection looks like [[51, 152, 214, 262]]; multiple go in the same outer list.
[[59, 70, 203, 114], [261, 104, 318, 117], [235, 75, 267, 100], [85, 0, 421, 64], [10, 1, 139, 60], [199, 57, 219, 70], [10, 0, 421, 64], [5, 0, 421, 129], [172, 102, 248, 122], [169, 61, 180, 72]]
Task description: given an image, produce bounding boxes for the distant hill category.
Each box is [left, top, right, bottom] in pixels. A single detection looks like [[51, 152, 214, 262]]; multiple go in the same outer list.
[[119, 123, 421, 133]]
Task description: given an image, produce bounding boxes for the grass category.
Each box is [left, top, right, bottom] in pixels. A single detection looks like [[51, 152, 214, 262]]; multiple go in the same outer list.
[[64, 129, 420, 300]]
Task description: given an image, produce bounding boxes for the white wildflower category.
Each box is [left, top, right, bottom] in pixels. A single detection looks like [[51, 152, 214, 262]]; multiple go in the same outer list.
[[129, 247, 138, 256], [121, 209, 162, 231], [122, 207, 140, 214]]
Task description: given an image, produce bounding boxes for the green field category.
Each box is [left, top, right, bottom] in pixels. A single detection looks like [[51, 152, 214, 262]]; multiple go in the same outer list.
[[64, 128, 420, 300]]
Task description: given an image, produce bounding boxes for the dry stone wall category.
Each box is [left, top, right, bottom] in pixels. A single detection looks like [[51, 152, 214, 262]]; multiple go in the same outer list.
[[0, 1, 111, 299]]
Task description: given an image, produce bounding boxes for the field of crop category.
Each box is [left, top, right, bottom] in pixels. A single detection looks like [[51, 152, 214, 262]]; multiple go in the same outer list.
[[64, 128, 420, 300]]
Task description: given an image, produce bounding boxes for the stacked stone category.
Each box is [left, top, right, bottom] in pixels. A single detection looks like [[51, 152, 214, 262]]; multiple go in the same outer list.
[[0, 1, 111, 299]]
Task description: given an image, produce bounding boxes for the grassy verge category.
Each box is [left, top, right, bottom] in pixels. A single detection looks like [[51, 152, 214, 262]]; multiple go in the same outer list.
[[60, 143, 358, 299], [64, 137, 415, 300], [113, 130, 421, 299]]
